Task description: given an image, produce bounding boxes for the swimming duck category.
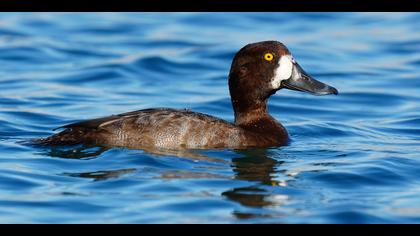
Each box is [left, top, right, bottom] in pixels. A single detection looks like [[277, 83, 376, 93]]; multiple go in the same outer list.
[[37, 41, 338, 149]]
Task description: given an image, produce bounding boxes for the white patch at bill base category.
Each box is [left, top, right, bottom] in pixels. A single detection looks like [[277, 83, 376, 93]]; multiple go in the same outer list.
[[271, 55, 294, 89]]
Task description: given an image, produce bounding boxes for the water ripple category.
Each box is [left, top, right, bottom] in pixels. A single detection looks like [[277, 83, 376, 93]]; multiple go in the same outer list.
[[0, 12, 419, 223]]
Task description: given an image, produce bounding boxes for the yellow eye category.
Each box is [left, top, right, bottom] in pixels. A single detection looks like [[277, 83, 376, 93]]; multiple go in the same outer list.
[[264, 53, 274, 61]]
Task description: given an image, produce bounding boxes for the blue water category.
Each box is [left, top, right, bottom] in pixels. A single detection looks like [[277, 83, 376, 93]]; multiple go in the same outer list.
[[0, 13, 419, 223]]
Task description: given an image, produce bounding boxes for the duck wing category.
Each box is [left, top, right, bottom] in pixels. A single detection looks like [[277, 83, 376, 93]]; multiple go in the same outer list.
[[41, 108, 244, 148], [54, 108, 176, 131]]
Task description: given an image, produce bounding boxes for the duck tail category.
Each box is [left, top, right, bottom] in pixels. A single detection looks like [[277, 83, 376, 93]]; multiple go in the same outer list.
[[32, 128, 88, 146]]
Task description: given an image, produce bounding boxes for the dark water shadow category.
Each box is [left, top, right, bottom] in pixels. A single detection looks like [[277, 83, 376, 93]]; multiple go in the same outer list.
[[222, 148, 288, 220], [63, 168, 137, 182], [30, 142, 229, 183], [39, 145, 110, 160]]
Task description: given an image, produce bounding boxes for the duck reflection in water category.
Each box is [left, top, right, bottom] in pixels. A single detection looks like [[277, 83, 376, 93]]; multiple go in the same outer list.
[[40, 144, 109, 160], [39, 144, 292, 219], [39, 145, 229, 181], [222, 148, 292, 219]]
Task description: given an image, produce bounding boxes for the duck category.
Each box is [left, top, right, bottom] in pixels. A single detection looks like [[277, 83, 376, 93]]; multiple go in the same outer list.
[[36, 40, 338, 150]]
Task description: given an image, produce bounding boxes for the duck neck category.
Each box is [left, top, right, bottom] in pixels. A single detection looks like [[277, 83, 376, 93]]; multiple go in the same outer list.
[[228, 73, 280, 130], [231, 97, 273, 127]]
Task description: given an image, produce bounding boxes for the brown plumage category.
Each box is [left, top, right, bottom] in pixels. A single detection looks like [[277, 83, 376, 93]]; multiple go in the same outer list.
[[37, 108, 288, 149], [35, 41, 338, 150]]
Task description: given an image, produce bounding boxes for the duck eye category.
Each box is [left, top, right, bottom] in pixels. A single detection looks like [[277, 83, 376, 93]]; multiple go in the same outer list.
[[264, 53, 274, 61]]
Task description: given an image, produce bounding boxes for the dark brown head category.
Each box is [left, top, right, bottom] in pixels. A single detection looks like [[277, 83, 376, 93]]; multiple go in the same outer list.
[[228, 41, 338, 124]]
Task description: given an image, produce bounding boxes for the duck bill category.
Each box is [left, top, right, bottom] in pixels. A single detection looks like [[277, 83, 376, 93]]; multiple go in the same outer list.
[[282, 63, 338, 96]]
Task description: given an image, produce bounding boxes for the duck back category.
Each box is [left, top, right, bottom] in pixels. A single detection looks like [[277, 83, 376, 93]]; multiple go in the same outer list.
[[36, 108, 286, 149]]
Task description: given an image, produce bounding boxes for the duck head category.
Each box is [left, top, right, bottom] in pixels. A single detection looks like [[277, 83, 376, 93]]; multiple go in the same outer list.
[[228, 40, 338, 123]]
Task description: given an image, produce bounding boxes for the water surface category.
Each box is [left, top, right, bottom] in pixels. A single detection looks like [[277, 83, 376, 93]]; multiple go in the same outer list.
[[0, 13, 419, 223]]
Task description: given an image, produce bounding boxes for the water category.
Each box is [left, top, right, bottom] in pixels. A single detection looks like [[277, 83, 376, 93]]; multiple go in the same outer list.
[[0, 13, 419, 223]]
